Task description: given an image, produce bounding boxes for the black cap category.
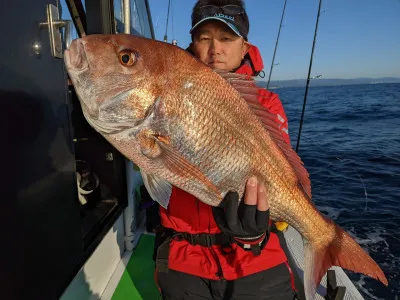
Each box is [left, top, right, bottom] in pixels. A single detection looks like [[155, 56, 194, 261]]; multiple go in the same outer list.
[[190, 1, 249, 40]]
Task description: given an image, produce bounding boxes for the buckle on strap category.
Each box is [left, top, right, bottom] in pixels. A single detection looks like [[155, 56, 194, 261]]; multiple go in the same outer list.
[[186, 233, 195, 245], [172, 231, 231, 247], [172, 232, 185, 241], [186, 233, 214, 247], [199, 234, 213, 247]]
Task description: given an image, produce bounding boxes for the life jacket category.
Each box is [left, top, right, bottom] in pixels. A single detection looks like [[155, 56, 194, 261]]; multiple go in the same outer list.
[[235, 44, 265, 77], [159, 44, 291, 280]]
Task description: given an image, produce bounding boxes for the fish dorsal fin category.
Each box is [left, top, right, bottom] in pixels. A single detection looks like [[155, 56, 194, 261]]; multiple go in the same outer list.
[[215, 70, 311, 199]]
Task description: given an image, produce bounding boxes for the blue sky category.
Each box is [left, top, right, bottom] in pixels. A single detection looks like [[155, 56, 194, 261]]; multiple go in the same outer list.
[[148, 0, 400, 80]]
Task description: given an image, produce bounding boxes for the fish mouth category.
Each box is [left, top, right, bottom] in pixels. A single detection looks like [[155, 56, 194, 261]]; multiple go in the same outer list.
[[64, 39, 89, 72]]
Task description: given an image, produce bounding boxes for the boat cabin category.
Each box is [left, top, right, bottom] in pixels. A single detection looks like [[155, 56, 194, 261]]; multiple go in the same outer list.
[[1, 0, 158, 299]]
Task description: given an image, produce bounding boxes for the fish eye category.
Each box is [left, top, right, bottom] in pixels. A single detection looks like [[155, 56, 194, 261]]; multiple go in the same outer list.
[[121, 54, 130, 63], [118, 50, 136, 66]]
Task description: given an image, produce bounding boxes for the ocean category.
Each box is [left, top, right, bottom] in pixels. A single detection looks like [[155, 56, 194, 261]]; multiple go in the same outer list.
[[274, 83, 400, 300]]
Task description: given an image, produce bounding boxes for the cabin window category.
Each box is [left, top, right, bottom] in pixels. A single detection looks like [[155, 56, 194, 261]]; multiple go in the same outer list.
[[60, 0, 87, 39], [59, 0, 154, 258], [61, 0, 128, 252], [114, 0, 154, 38]]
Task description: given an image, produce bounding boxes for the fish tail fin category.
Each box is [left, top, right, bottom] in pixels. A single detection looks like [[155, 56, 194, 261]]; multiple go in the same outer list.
[[303, 218, 388, 300]]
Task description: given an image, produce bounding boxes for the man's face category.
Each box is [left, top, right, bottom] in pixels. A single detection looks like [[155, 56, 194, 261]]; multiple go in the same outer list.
[[191, 21, 250, 71]]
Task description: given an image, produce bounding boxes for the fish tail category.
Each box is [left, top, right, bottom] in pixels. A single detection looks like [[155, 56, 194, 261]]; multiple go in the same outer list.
[[303, 217, 388, 300]]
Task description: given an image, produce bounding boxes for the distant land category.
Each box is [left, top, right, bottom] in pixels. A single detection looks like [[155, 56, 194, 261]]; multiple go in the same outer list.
[[257, 77, 400, 89]]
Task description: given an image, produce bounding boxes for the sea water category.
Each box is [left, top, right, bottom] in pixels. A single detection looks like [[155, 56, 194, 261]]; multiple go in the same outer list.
[[276, 83, 400, 300]]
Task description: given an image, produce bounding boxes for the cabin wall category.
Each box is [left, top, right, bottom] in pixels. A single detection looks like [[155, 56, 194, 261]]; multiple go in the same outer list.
[[60, 214, 125, 300]]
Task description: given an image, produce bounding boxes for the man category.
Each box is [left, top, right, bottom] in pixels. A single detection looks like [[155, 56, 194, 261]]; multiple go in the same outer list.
[[154, 1, 300, 299]]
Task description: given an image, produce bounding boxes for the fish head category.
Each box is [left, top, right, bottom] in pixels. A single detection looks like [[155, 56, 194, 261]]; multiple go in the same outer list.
[[64, 34, 165, 134]]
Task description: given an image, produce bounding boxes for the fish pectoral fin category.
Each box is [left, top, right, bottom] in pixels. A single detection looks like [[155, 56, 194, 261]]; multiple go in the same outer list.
[[136, 129, 164, 159], [141, 170, 172, 209], [137, 131, 172, 208], [138, 131, 221, 202], [155, 138, 221, 199]]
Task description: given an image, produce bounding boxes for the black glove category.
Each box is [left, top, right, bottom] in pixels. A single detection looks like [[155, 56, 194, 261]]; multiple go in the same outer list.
[[212, 191, 270, 256]]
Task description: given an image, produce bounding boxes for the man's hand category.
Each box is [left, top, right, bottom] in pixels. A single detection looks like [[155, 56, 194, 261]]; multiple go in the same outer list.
[[212, 177, 270, 255]]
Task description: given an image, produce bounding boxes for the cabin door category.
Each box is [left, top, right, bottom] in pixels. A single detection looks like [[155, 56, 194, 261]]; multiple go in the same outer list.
[[0, 1, 83, 299]]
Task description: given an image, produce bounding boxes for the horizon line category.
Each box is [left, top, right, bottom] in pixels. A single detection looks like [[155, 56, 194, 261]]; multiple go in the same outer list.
[[258, 76, 400, 82]]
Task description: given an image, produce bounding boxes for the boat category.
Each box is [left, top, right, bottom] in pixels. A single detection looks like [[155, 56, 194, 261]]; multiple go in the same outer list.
[[1, 1, 366, 299]]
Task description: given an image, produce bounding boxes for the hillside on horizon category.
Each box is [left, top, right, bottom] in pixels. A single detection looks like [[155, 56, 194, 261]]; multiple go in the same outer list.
[[257, 77, 400, 88]]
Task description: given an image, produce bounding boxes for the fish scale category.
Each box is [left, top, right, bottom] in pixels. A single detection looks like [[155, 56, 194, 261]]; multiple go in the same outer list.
[[175, 86, 254, 194], [171, 70, 312, 223], [165, 71, 311, 250]]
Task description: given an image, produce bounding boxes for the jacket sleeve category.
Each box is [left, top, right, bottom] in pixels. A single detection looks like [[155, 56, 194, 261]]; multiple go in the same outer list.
[[257, 89, 291, 146]]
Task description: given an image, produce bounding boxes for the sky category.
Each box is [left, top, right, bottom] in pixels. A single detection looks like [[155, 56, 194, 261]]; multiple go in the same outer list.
[[148, 0, 400, 81]]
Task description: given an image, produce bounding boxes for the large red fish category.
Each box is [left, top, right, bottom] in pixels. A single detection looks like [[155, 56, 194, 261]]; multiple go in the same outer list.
[[64, 34, 387, 299]]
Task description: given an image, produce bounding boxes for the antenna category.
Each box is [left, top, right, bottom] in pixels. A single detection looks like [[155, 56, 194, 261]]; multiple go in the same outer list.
[[171, 0, 175, 41], [164, 0, 171, 42], [267, 0, 288, 90]]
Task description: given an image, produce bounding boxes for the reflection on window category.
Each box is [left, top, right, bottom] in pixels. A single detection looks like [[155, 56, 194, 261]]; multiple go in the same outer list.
[[114, 0, 124, 33], [114, 0, 153, 39], [60, 0, 79, 41]]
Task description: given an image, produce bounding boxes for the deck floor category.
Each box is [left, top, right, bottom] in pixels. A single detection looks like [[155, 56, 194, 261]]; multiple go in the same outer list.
[[112, 234, 160, 300]]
